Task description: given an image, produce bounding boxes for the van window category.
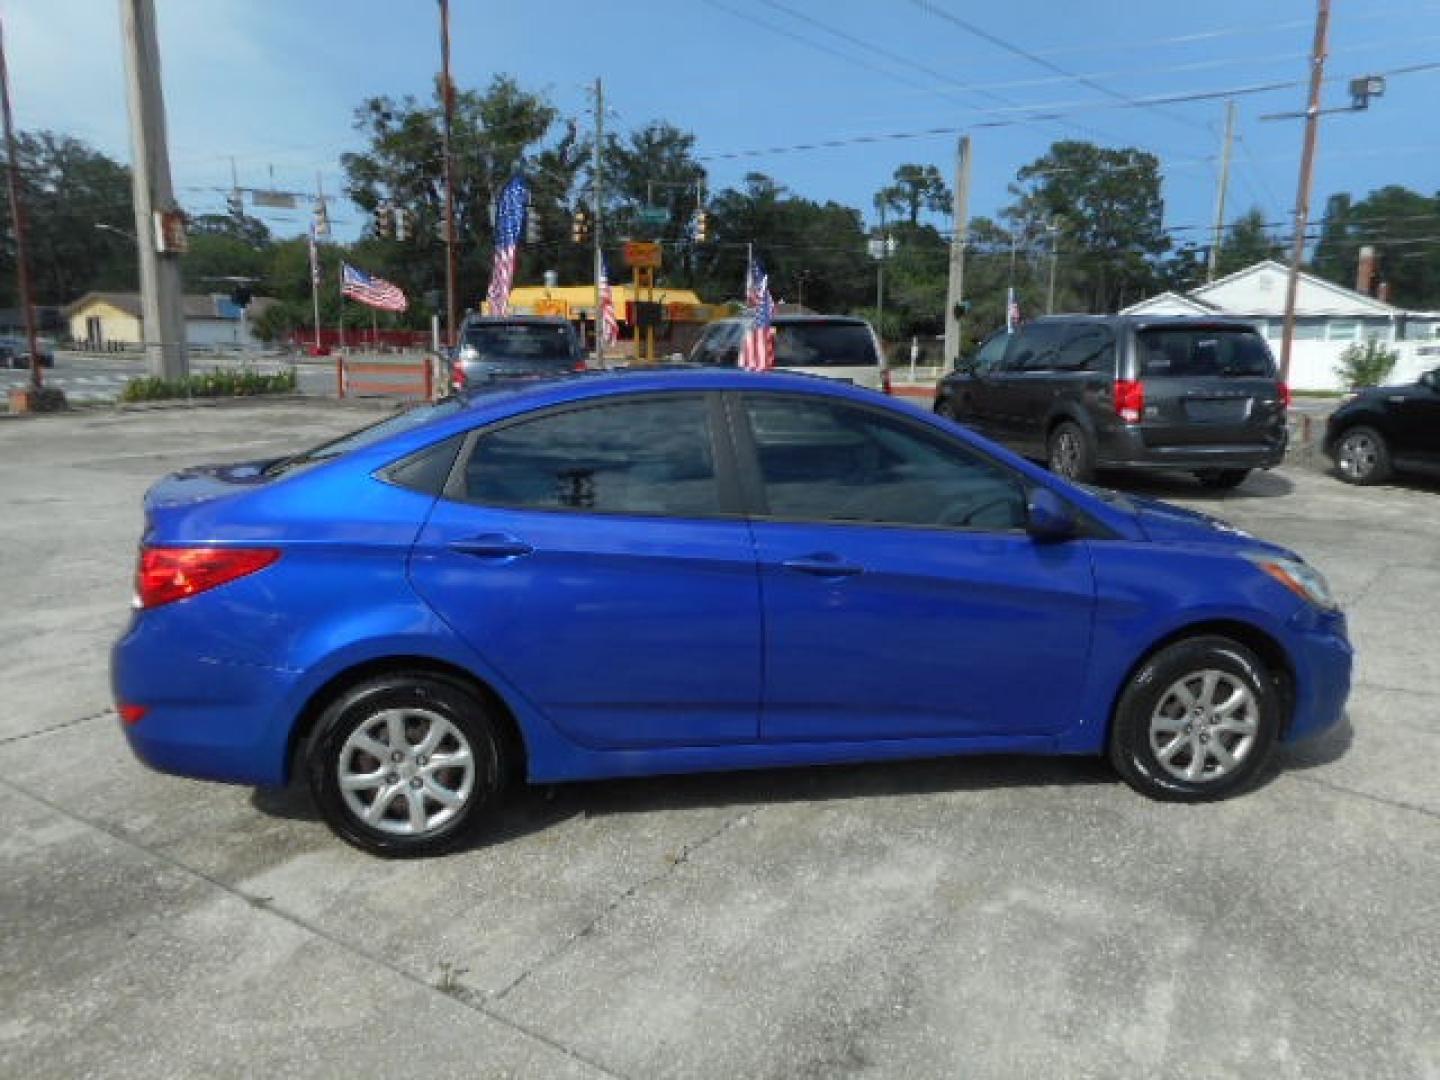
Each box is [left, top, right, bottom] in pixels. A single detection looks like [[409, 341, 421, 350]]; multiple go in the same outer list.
[[1137, 328, 1276, 378], [1056, 326, 1114, 373], [1010, 324, 1066, 372], [773, 322, 879, 368]]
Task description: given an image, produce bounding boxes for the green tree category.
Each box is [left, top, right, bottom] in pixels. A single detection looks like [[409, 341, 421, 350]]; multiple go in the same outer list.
[[600, 121, 706, 269], [1313, 186, 1440, 308], [1215, 207, 1280, 277], [1005, 141, 1169, 313], [876, 163, 952, 227], [0, 131, 135, 306]]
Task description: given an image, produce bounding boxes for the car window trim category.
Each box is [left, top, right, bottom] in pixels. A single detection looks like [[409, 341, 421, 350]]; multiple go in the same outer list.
[[725, 389, 1033, 536], [439, 389, 746, 521]]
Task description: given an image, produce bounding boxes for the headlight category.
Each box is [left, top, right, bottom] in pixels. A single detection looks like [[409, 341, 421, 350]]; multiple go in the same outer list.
[[1246, 554, 1338, 610]]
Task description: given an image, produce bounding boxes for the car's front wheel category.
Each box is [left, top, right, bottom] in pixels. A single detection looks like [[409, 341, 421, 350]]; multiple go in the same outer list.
[[1334, 425, 1392, 485], [306, 673, 507, 857], [1109, 636, 1280, 802]]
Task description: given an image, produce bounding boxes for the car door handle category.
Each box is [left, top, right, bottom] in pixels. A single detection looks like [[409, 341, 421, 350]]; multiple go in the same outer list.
[[448, 534, 533, 559], [781, 554, 863, 578]]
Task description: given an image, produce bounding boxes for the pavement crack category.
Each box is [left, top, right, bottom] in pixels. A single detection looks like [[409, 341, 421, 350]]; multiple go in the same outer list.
[[0, 773, 630, 1080], [490, 809, 754, 1005], [1289, 772, 1440, 823], [0, 708, 114, 747]]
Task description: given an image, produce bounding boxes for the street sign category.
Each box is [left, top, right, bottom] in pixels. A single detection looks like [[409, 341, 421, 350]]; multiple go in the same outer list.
[[623, 241, 662, 268], [635, 207, 669, 227], [533, 298, 569, 319]]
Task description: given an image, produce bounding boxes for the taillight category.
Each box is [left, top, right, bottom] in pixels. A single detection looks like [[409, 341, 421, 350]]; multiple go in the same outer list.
[[881, 368, 893, 395], [572, 360, 588, 372], [450, 362, 467, 391], [117, 704, 148, 725], [135, 546, 280, 609], [1278, 382, 1291, 410], [1114, 379, 1144, 424]]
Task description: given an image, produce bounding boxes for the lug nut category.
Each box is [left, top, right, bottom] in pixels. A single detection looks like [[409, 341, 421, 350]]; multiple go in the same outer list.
[[386, 772, 399, 784], [391, 750, 404, 763], [416, 756, 427, 768], [410, 777, 423, 789]]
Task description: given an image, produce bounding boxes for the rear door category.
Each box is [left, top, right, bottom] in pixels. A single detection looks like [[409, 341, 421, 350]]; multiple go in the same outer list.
[[408, 392, 762, 749], [773, 320, 884, 390], [1134, 326, 1286, 450]]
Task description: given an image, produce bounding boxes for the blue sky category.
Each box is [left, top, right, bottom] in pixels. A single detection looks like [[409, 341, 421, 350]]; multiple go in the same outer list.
[[8, 0, 1440, 248]]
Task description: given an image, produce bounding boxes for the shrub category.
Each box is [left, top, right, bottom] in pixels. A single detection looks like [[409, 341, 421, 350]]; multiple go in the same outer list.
[[120, 367, 297, 402], [1334, 340, 1397, 391]]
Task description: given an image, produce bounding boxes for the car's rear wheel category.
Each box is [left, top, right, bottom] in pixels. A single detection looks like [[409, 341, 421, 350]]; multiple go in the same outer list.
[[1047, 421, 1095, 483], [306, 673, 507, 857], [1195, 469, 1250, 490], [1109, 636, 1279, 802], [1334, 425, 1392, 485]]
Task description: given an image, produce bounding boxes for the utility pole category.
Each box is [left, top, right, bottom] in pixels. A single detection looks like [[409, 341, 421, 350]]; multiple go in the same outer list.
[[1046, 219, 1060, 314], [438, 0, 458, 349], [943, 135, 971, 368], [1280, 0, 1330, 384], [1207, 100, 1237, 283], [120, 0, 188, 379], [0, 16, 48, 402], [876, 203, 887, 335], [592, 77, 604, 367]]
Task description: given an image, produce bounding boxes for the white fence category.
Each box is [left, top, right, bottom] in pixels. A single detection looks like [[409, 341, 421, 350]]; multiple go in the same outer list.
[[1286, 339, 1440, 392]]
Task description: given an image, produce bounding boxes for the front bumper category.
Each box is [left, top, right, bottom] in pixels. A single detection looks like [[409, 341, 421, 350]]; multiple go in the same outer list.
[[1283, 607, 1353, 742]]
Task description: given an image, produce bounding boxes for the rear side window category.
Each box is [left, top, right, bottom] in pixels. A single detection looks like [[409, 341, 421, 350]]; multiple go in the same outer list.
[[1056, 325, 1114, 373], [458, 396, 721, 517], [1009, 324, 1066, 372], [1138, 328, 1276, 378], [773, 322, 879, 368]]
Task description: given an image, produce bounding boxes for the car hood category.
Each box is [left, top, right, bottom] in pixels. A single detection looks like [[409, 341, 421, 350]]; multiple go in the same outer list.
[[1124, 493, 1293, 558]]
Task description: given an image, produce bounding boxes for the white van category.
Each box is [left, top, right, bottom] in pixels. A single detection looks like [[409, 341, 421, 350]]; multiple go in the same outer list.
[[688, 315, 891, 393]]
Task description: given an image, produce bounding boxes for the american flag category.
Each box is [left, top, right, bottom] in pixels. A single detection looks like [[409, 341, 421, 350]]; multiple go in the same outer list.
[[486, 175, 529, 316], [341, 263, 408, 312], [1005, 286, 1021, 333], [738, 258, 775, 371], [598, 258, 619, 348]]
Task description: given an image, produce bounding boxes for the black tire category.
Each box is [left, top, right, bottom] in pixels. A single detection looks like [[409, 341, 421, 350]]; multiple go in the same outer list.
[[1047, 420, 1096, 483], [1195, 469, 1251, 491], [934, 398, 957, 421], [306, 673, 507, 857], [1333, 425, 1392, 486], [1109, 635, 1280, 802]]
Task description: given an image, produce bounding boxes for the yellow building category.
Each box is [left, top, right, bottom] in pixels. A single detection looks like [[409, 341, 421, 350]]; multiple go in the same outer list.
[[504, 284, 711, 324]]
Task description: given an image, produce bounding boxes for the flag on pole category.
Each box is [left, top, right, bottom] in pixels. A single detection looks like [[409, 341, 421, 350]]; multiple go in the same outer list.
[[1005, 286, 1021, 333], [598, 258, 619, 349], [341, 263, 408, 313], [738, 258, 775, 371], [486, 175, 529, 316]]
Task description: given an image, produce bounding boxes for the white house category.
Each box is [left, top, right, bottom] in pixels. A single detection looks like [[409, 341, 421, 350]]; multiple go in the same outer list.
[[63, 292, 277, 351], [1122, 261, 1440, 391]]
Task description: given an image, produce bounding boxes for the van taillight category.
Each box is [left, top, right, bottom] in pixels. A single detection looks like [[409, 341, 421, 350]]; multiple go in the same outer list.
[[881, 368, 893, 395], [1279, 382, 1291, 409], [135, 546, 280, 609], [450, 363, 466, 391], [1114, 379, 1144, 424]]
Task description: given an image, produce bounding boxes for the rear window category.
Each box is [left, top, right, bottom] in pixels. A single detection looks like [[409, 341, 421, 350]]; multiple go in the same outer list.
[[463, 323, 576, 365], [774, 322, 880, 369], [1138, 328, 1276, 379], [265, 398, 468, 476]]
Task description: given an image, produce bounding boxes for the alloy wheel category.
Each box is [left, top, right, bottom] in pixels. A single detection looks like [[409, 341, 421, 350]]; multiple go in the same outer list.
[[1051, 430, 1082, 478], [1147, 669, 1259, 783], [1337, 431, 1378, 481], [336, 707, 476, 837]]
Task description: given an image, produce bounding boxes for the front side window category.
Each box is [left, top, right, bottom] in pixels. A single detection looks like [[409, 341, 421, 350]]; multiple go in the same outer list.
[[972, 332, 1010, 374], [743, 396, 1026, 530], [1010, 324, 1065, 372], [460, 396, 721, 517], [1056, 326, 1114, 372]]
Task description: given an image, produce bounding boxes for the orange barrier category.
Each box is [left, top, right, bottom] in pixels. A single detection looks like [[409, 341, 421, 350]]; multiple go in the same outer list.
[[336, 356, 434, 401]]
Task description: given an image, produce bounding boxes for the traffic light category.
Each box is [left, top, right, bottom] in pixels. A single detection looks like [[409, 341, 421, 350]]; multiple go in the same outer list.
[[375, 202, 395, 239], [230, 285, 253, 309], [951, 300, 971, 320], [571, 207, 591, 244], [692, 208, 708, 243]]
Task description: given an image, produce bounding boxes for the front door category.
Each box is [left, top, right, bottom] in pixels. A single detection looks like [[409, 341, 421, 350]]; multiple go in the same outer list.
[[1389, 372, 1440, 461], [735, 392, 1096, 742], [409, 392, 762, 749]]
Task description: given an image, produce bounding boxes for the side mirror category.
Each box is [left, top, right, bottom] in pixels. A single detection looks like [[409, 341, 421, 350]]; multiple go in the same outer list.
[[1026, 487, 1077, 543]]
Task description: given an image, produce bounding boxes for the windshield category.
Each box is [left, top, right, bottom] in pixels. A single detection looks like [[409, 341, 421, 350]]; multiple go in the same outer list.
[[463, 323, 576, 365], [774, 322, 880, 368], [265, 397, 468, 476], [1138, 328, 1276, 378]]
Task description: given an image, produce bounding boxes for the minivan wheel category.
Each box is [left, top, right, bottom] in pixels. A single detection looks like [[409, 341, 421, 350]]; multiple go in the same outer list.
[[1196, 469, 1250, 491], [1047, 421, 1095, 483], [307, 674, 507, 857], [935, 399, 956, 420], [1334, 426, 1392, 485], [1109, 636, 1279, 802]]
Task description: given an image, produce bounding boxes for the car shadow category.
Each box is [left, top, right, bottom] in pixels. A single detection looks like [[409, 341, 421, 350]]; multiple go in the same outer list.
[[1273, 711, 1355, 774], [1099, 468, 1295, 502]]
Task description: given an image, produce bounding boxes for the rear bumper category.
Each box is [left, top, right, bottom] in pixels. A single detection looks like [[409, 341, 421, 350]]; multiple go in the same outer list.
[[1096, 426, 1287, 471]]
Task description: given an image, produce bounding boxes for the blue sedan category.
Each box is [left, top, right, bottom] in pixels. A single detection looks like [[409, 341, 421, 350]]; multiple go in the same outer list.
[[112, 370, 1352, 856]]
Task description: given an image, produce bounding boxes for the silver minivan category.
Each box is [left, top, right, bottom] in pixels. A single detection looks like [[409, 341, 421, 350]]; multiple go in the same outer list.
[[688, 315, 890, 393]]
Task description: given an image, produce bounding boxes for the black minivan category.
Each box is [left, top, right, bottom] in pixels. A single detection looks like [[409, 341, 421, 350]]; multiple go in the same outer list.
[[934, 316, 1289, 488]]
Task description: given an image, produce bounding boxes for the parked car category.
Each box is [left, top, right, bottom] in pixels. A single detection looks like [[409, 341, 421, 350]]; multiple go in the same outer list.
[[449, 316, 585, 392], [0, 335, 55, 369], [113, 369, 1349, 856], [934, 316, 1289, 489], [1324, 367, 1440, 485], [689, 315, 891, 393]]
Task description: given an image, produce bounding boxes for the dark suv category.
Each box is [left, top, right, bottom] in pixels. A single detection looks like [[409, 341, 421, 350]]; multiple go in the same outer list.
[[1323, 366, 1440, 484], [450, 316, 584, 392], [934, 316, 1288, 488]]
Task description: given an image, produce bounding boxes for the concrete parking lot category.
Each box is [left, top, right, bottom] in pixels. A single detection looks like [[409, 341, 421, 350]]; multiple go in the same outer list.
[[1, 399, 1436, 1079]]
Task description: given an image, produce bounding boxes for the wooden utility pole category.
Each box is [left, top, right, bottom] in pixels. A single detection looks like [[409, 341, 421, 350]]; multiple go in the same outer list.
[[592, 77, 604, 367], [0, 16, 44, 397], [119, 0, 188, 379], [439, 0, 459, 348], [1279, 0, 1331, 384], [1207, 100, 1237, 283], [943, 135, 971, 368]]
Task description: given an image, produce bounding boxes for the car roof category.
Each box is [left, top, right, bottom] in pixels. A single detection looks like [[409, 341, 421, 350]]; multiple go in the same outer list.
[[1021, 314, 1264, 333]]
